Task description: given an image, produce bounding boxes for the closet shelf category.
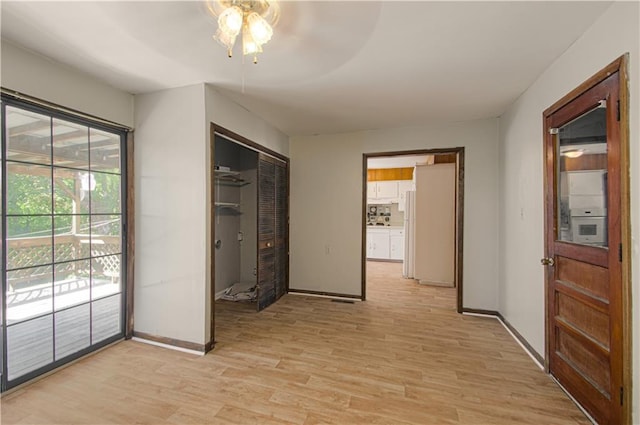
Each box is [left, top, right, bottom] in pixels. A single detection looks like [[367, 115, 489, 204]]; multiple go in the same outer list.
[[215, 170, 250, 187], [215, 202, 241, 208]]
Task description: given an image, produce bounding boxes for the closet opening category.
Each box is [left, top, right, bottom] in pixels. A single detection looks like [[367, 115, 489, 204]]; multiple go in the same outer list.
[[209, 124, 289, 346]]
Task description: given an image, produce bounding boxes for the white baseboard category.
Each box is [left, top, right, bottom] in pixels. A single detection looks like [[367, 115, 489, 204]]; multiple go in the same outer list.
[[131, 337, 203, 356]]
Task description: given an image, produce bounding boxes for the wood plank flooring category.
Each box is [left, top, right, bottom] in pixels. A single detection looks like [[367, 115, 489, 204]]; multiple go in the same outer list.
[[1, 262, 588, 424]]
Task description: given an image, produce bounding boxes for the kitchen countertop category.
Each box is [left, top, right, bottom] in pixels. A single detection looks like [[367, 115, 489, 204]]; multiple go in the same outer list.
[[366, 225, 404, 229]]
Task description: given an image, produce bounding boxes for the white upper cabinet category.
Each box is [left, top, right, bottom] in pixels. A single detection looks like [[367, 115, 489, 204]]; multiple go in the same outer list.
[[367, 181, 401, 203], [376, 181, 399, 199]]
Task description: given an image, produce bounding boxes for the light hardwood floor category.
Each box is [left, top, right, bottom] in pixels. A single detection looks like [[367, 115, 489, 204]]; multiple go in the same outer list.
[[1, 262, 588, 424]]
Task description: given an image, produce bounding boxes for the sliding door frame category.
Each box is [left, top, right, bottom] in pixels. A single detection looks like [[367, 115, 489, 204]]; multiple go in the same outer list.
[[0, 93, 132, 391]]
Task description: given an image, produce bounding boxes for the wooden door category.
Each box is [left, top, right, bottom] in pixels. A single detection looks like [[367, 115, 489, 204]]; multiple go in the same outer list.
[[256, 154, 288, 311], [543, 64, 625, 424]]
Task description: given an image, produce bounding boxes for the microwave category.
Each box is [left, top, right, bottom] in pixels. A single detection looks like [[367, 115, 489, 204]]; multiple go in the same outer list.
[[570, 208, 606, 246]]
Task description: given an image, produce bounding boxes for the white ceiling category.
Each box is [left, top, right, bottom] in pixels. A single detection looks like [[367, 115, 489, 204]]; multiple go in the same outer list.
[[1, 1, 611, 136]]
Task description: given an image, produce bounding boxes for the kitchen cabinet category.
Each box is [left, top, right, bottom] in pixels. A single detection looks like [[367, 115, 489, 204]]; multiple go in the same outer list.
[[367, 229, 390, 259], [376, 181, 399, 198], [366, 227, 404, 261], [389, 229, 405, 260], [367, 181, 400, 203]]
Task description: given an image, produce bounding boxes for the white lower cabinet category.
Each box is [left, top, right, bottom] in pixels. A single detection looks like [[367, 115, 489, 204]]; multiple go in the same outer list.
[[389, 229, 405, 260], [367, 228, 404, 260], [367, 229, 390, 259]]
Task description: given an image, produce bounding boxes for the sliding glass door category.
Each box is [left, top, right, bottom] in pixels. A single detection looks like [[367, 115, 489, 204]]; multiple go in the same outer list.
[[1, 98, 127, 390]]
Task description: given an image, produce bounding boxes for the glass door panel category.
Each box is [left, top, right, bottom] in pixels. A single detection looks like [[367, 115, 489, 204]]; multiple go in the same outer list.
[[556, 103, 608, 247]]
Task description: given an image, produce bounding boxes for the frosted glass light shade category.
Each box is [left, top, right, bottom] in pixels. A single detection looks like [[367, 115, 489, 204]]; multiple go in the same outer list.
[[218, 6, 243, 36], [242, 24, 263, 56], [246, 12, 273, 46]]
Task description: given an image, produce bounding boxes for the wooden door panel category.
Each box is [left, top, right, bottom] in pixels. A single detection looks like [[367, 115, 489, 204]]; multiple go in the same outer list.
[[552, 356, 611, 422], [556, 292, 609, 347], [555, 256, 609, 299], [555, 329, 610, 395]]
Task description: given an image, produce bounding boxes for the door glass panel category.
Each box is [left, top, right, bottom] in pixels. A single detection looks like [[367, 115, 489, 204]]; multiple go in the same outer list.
[[6, 162, 52, 215], [90, 172, 121, 214], [556, 102, 608, 247], [55, 305, 90, 360], [6, 266, 53, 324], [5, 106, 51, 165], [53, 119, 88, 169], [91, 295, 121, 344], [7, 315, 54, 380], [54, 260, 91, 310], [90, 128, 121, 174], [91, 255, 121, 299]]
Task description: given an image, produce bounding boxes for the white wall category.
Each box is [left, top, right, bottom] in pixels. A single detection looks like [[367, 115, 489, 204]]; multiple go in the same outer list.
[[497, 2, 639, 421], [1, 40, 134, 128], [290, 119, 500, 309], [134, 84, 207, 345]]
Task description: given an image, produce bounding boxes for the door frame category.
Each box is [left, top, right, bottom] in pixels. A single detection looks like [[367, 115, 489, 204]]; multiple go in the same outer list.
[[542, 54, 631, 422], [209, 123, 290, 350], [362, 148, 465, 313]]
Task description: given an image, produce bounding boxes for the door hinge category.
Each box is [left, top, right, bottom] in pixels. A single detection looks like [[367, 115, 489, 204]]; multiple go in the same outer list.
[[619, 243, 623, 262], [616, 100, 620, 121], [620, 386, 624, 406], [549, 128, 559, 135]]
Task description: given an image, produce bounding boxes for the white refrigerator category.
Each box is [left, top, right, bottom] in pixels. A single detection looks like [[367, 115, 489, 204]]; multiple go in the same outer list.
[[402, 190, 416, 279], [409, 163, 456, 285]]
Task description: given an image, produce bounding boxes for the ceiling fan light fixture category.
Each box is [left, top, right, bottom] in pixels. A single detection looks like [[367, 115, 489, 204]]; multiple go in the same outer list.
[[208, 0, 279, 64], [562, 149, 585, 158]]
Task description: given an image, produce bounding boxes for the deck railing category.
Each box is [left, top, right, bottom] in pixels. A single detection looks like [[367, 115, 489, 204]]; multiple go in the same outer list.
[[6, 234, 120, 292]]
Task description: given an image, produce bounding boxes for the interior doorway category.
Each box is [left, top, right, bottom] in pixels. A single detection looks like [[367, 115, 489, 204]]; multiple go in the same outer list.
[[361, 148, 464, 312]]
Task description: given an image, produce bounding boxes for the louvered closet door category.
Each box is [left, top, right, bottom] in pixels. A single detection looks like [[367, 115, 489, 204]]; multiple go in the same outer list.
[[257, 156, 276, 311], [274, 162, 288, 300], [256, 154, 288, 311]]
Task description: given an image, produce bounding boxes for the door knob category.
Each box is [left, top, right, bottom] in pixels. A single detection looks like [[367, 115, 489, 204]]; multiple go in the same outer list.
[[540, 257, 555, 266], [266, 242, 273, 248]]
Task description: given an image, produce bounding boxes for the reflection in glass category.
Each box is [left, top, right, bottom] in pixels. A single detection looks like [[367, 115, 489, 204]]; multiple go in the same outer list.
[[557, 103, 608, 247], [55, 305, 90, 360], [7, 315, 54, 380], [90, 128, 121, 173], [54, 260, 91, 310], [6, 106, 52, 165], [53, 118, 89, 169], [6, 266, 54, 324], [6, 162, 52, 215]]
